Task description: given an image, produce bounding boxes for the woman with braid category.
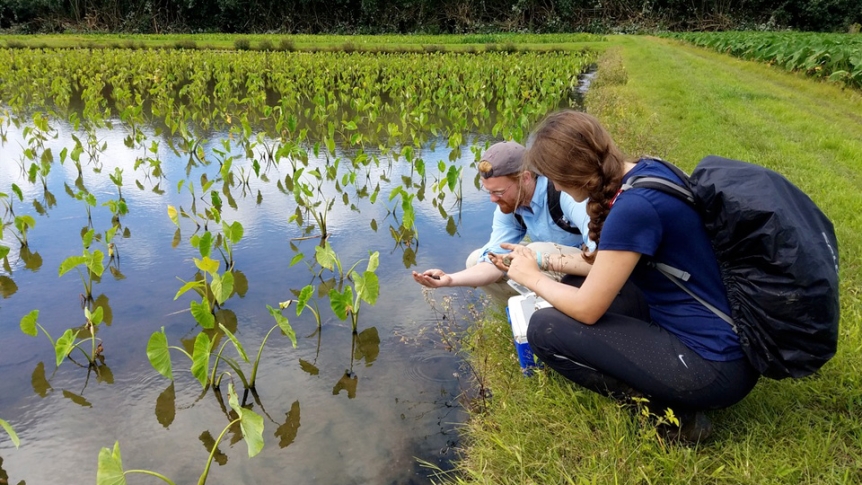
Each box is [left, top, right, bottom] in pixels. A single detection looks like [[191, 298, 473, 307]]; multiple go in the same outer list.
[[489, 110, 759, 443]]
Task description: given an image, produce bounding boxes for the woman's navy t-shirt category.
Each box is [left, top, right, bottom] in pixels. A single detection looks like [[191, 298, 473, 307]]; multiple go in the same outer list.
[[600, 159, 744, 361]]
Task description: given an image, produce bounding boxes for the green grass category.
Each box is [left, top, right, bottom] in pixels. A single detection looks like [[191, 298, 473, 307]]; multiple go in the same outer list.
[[444, 35, 862, 484]]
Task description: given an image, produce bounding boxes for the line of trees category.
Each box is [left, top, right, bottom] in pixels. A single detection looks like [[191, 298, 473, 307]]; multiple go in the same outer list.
[[1, 0, 860, 33]]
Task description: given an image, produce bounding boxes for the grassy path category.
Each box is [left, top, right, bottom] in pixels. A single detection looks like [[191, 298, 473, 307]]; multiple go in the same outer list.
[[451, 35, 862, 485]]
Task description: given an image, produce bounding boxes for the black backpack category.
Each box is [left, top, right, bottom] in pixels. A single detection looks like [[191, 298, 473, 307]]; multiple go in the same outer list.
[[514, 178, 582, 236], [624, 156, 840, 380]]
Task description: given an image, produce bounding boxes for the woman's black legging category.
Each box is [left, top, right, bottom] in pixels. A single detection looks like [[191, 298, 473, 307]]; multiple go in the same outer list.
[[528, 276, 760, 412]]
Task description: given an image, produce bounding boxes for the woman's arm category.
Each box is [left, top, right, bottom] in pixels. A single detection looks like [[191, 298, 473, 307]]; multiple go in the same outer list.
[[544, 251, 592, 277], [496, 244, 640, 324]]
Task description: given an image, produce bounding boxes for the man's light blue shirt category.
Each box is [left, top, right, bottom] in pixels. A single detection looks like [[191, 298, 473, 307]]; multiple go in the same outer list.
[[477, 176, 593, 263]]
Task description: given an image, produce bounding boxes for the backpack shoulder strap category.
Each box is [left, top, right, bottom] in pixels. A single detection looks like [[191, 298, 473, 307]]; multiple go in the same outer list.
[[514, 212, 525, 231], [620, 159, 735, 328], [622, 158, 696, 206], [545, 179, 582, 235]]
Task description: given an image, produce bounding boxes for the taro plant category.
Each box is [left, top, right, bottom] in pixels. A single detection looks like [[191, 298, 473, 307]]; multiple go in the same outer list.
[[20, 305, 106, 369], [172, 231, 234, 329], [74, 189, 98, 225], [324, 248, 380, 333], [10, 215, 35, 248], [147, 303, 296, 394], [288, 168, 335, 245], [59, 228, 105, 303], [0, 417, 19, 449], [293, 285, 323, 329], [1, 184, 23, 218], [216, 220, 243, 271], [96, 382, 263, 485]]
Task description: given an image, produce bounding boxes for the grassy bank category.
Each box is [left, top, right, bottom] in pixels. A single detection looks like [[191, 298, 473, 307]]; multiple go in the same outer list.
[[448, 35, 862, 484]]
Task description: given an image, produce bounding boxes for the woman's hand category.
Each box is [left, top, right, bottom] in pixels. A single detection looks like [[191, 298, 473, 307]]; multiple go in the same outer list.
[[412, 269, 452, 288], [490, 243, 543, 285]]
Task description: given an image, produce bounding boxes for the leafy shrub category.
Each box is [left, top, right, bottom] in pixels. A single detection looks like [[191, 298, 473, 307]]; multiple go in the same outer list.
[[257, 39, 273, 51], [174, 40, 197, 50], [234, 38, 251, 51], [278, 38, 296, 51]]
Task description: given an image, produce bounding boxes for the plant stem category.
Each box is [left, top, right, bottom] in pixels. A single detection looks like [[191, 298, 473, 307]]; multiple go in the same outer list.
[[249, 324, 279, 388], [197, 418, 241, 485], [125, 468, 177, 484]]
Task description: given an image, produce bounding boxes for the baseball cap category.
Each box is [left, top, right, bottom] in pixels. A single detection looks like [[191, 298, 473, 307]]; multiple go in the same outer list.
[[478, 141, 526, 179]]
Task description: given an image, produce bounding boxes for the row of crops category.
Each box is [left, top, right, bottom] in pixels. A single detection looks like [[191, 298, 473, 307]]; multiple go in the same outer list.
[[0, 48, 597, 153], [0, 46, 597, 483], [665, 32, 862, 89]]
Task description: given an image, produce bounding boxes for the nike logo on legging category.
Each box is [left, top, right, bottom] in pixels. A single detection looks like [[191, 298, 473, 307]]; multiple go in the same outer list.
[[678, 354, 689, 368]]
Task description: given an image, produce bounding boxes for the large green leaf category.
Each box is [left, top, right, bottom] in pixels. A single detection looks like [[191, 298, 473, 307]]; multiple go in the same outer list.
[[446, 165, 459, 192], [0, 245, 9, 260], [14, 214, 35, 233], [219, 323, 249, 363], [267, 305, 297, 348], [314, 243, 337, 271], [96, 441, 126, 485], [190, 300, 215, 329], [191, 332, 212, 387], [54, 328, 76, 367], [198, 231, 214, 258], [223, 221, 244, 245], [20, 309, 39, 337], [366, 251, 379, 273], [0, 418, 20, 449], [59, 255, 88, 276], [173, 280, 202, 300], [296, 285, 314, 316], [227, 383, 264, 457], [86, 305, 104, 326], [88, 249, 106, 277], [356, 271, 379, 306], [82, 228, 95, 249], [147, 328, 173, 380], [211, 271, 234, 305], [168, 205, 180, 227], [289, 253, 304, 267], [194, 256, 219, 276], [329, 287, 353, 320]]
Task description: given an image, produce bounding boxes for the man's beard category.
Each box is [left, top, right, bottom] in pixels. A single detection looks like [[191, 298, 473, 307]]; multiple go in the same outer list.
[[496, 199, 516, 214]]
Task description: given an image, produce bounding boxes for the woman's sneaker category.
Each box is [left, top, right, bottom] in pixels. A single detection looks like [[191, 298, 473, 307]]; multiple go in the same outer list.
[[662, 411, 712, 444]]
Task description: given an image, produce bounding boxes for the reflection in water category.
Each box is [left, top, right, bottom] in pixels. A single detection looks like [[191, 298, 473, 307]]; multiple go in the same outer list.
[[199, 430, 228, 466], [0, 275, 17, 299], [61, 389, 92, 408], [155, 383, 176, 429], [30, 362, 51, 398], [0, 455, 26, 485], [332, 371, 358, 399], [354, 327, 380, 366], [93, 294, 113, 326], [275, 400, 301, 449], [19, 247, 41, 272]]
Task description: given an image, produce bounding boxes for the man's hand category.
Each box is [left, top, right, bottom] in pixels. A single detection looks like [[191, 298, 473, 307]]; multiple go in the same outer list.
[[492, 243, 542, 285], [412, 269, 452, 288]]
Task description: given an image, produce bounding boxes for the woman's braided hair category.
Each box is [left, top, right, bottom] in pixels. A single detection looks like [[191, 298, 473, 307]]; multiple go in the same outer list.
[[524, 110, 633, 264]]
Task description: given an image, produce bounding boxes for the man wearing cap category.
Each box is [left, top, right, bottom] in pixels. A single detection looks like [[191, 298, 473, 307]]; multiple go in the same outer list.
[[411, 141, 591, 302]]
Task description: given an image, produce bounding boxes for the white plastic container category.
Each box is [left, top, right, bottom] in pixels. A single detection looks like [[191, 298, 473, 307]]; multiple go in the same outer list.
[[506, 288, 551, 371]]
